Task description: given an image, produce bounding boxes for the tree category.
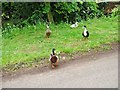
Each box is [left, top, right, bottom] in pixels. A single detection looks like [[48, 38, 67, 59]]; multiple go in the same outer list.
[[44, 2, 54, 23]]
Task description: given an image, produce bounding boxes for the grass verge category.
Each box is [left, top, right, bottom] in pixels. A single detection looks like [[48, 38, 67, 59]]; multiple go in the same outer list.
[[2, 16, 119, 72]]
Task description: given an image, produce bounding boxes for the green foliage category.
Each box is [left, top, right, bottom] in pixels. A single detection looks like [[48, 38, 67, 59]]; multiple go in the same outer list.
[[43, 2, 50, 13], [2, 2, 46, 29], [111, 5, 120, 16], [2, 2, 103, 25], [2, 2, 119, 32], [53, 2, 102, 23], [53, 2, 79, 23], [54, 2, 79, 14]]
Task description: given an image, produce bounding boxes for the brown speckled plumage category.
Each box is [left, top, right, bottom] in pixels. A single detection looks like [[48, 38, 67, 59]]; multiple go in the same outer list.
[[49, 48, 59, 68], [45, 25, 51, 38], [50, 55, 58, 63]]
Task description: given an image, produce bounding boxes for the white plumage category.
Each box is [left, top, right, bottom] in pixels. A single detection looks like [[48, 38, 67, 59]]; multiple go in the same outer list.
[[83, 28, 87, 36], [70, 22, 78, 28], [82, 25, 89, 38]]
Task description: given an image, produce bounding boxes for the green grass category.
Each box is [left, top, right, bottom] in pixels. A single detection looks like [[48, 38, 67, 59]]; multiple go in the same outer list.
[[2, 16, 118, 69]]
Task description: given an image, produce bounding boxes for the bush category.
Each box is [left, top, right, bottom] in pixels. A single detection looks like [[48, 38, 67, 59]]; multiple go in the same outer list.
[[1, 2, 111, 31], [111, 5, 120, 16]]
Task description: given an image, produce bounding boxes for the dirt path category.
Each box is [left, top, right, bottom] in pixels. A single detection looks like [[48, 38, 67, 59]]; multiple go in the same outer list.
[[2, 45, 118, 88]]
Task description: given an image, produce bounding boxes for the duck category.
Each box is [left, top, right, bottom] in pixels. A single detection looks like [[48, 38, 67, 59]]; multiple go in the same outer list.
[[70, 22, 78, 28], [45, 25, 51, 38], [49, 48, 59, 69], [82, 25, 89, 38]]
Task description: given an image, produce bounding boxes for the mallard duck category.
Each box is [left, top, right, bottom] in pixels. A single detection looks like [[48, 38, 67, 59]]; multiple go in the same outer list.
[[82, 25, 89, 38], [45, 25, 51, 38], [49, 48, 59, 69], [70, 22, 78, 28]]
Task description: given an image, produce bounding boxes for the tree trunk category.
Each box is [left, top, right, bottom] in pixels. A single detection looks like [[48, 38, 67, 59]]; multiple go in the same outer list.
[[45, 2, 54, 24]]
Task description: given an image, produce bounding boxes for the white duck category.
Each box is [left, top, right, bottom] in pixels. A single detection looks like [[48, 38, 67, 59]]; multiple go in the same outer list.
[[70, 22, 78, 28]]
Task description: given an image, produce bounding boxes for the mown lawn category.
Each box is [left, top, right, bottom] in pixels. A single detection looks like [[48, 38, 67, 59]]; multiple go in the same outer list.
[[2, 16, 118, 70]]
